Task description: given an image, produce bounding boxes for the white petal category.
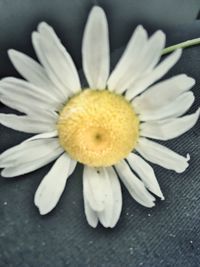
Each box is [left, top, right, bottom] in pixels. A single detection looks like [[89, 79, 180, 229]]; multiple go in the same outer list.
[[1, 150, 62, 178], [140, 108, 200, 140], [37, 22, 81, 94], [7, 49, 63, 100], [83, 168, 99, 228], [8, 49, 47, 84], [98, 167, 122, 228], [136, 138, 190, 173], [34, 153, 77, 215], [125, 49, 182, 100], [115, 160, 155, 207], [0, 138, 62, 169], [0, 94, 59, 121], [82, 6, 109, 89], [24, 130, 58, 142], [138, 91, 195, 121], [83, 196, 98, 228], [108, 25, 148, 93], [126, 153, 164, 199], [113, 30, 166, 94], [83, 166, 109, 212], [0, 77, 61, 112], [83, 166, 122, 228], [0, 113, 55, 134], [0, 93, 60, 122], [32, 32, 69, 99], [137, 30, 165, 74], [132, 74, 195, 112]]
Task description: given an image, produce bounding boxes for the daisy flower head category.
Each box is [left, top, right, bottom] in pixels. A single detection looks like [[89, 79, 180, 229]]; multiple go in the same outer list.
[[0, 6, 199, 228]]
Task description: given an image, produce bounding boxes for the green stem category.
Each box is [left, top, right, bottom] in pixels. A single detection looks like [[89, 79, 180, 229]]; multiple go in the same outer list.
[[162, 37, 200, 55]]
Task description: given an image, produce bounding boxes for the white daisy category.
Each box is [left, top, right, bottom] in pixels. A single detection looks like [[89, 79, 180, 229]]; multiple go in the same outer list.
[[0, 6, 199, 228]]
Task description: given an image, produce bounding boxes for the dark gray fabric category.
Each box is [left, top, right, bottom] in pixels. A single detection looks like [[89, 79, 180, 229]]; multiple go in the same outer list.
[[0, 1, 200, 267]]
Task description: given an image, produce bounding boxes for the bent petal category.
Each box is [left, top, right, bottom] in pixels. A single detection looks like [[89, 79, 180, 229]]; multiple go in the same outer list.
[[140, 108, 200, 140], [136, 138, 190, 173], [126, 153, 164, 199], [34, 153, 77, 215], [115, 160, 155, 207], [82, 6, 109, 89]]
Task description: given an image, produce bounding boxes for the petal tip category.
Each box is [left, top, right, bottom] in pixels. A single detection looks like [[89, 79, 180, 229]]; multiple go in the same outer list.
[[31, 31, 39, 42], [37, 21, 51, 33], [91, 5, 104, 13], [187, 76, 196, 87], [161, 195, 165, 201], [34, 199, 50, 216], [150, 202, 156, 208], [7, 49, 16, 58], [38, 207, 48, 216], [89, 222, 98, 228], [155, 30, 166, 39]]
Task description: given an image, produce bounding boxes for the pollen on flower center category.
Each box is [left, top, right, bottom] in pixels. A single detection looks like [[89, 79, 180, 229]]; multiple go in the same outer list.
[[57, 89, 139, 167]]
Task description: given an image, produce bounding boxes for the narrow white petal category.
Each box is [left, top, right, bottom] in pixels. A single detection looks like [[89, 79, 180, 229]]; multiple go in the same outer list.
[[132, 74, 195, 112], [138, 92, 195, 121], [140, 108, 200, 140], [34, 154, 76, 215], [37, 22, 81, 94], [0, 94, 60, 121], [1, 150, 62, 178], [108, 25, 148, 93], [115, 160, 155, 207], [125, 49, 182, 100], [68, 160, 77, 177], [136, 138, 190, 173], [24, 130, 58, 142], [98, 167, 122, 228], [7, 49, 62, 100], [126, 153, 164, 199], [8, 49, 47, 83], [82, 6, 109, 89], [0, 77, 61, 112], [83, 166, 122, 228], [112, 30, 166, 94], [137, 30, 165, 74], [0, 114, 55, 134], [32, 32, 70, 99], [0, 138, 62, 168], [83, 196, 98, 228], [83, 166, 108, 212]]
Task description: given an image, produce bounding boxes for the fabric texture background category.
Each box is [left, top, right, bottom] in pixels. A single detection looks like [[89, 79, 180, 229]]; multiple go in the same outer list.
[[0, 1, 200, 266]]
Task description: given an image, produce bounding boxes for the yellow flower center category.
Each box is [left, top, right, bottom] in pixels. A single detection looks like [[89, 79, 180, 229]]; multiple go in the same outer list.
[[57, 89, 139, 167]]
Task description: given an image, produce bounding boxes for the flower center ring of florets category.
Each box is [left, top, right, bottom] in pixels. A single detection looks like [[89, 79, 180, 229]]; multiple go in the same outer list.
[[57, 89, 139, 167]]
